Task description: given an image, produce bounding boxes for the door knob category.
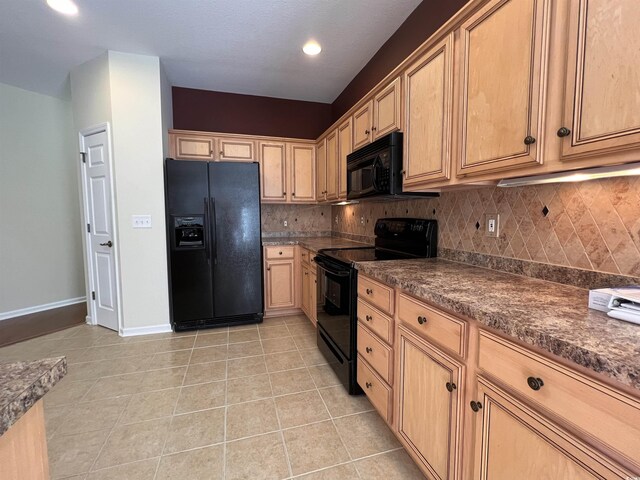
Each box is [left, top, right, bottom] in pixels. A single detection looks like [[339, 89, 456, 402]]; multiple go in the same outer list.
[[557, 127, 571, 137], [470, 400, 483, 412], [99, 241, 113, 248], [527, 376, 544, 391], [524, 135, 536, 145]]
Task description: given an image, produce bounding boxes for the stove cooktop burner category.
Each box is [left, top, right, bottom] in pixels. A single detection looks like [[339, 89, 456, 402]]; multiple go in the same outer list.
[[319, 247, 418, 265]]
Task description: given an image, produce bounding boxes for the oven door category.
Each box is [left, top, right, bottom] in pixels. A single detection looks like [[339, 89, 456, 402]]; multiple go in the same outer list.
[[315, 256, 354, 360]]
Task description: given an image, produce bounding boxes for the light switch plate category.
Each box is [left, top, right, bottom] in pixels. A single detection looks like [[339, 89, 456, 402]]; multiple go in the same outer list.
[[132, 215, 152, 228], [485, 213, 499, 238]]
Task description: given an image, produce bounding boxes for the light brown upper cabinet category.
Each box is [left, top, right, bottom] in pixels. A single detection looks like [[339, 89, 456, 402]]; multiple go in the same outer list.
[[171, 134, 216, 161], [457, 0, 551, 177], [260, 141, 315, 204], [558, 0, 640, 161], [325, 130, 339, 201], [289, 143, 316, 203], [372, 77, 402, 140], [338, 118, 352, 199], [259, 141, 287, 202], [316, 139, 327, 201], [353, 79, 402, 151], [353, 101, 373, 150], [216, 137, 256, 161], [402, 34, 454, 189]]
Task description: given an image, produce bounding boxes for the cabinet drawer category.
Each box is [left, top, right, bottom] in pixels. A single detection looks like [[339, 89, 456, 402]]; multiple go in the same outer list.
[[358, 275, 394, 315], [358, 354, 392, 423], [300, 248, 310, 266], [397, 293, 466, 357], [356, 298, 393, 344], [357, 322, 392, 383], [479, 331, 640, 468], [265, 246, 295, 260]]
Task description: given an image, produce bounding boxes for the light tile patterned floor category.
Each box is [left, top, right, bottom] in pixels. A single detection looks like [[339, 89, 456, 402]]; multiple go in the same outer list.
[[0, 315, 426, 480]]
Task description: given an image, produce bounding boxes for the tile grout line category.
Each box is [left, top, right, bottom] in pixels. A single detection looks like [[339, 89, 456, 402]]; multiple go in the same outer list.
[[152, 339, 196, 480], [259, 322, 294, 479]]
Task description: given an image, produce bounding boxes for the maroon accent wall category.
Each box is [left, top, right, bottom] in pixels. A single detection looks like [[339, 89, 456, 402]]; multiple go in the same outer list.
[[172, 87, 332, 140], [330, 0, 468, 121]]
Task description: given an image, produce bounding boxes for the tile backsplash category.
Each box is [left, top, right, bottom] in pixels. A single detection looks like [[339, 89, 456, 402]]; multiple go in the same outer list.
[[332, 177, 640, 277], [262, 204, 332, 237]]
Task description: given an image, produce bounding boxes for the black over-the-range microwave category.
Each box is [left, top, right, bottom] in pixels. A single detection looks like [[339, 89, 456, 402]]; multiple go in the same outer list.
[[346, 131, 439, 200]]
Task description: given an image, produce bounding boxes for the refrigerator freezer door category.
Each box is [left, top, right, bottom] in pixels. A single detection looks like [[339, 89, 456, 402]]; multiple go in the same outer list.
[[209, 162, 263, 318], [165, 159, 214, 324]]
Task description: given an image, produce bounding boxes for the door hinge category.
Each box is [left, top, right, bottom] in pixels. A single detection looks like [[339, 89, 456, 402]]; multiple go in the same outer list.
[[80, 152, 86, 163], [87, 223, 91, 233], [91, 291, 95, 300]]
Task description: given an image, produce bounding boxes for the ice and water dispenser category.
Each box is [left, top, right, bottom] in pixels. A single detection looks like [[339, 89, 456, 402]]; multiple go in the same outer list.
[[172, 216, 205, 249]]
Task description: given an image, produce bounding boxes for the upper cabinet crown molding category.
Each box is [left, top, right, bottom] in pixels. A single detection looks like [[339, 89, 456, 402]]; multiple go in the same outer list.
[[456, 0, 552, 177]]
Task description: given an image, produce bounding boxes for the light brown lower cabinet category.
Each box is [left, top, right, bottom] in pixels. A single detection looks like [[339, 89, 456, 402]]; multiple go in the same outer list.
[[299, 248, 317, 326], [264, 246, 297, 315], [396, 324, 464, 480], [471, 377, 631, 479], [357, 275, 639, 480]]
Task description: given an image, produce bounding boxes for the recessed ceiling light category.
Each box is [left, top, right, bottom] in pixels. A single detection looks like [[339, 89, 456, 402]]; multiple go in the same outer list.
[[47, 0, 78, 15], [303, 41, 322, 56]]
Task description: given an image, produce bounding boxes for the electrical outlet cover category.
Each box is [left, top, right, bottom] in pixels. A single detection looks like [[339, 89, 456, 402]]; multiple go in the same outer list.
[[484, 213, 499, 238]]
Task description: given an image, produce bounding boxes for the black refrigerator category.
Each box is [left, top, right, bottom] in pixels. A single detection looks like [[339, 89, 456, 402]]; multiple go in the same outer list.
[[165, 159, 264, 331]]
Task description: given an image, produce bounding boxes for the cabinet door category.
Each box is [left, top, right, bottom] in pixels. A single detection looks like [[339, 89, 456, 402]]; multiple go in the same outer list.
[[309, 270, 317, 326], [316, 140, 326, 201], [396, 325, 464, 480], [457, 0, 550, 176], [216, 137, 255, 161], [403, 34, 454, 188], [172, 135, 216, 160], [325, 130, 339, 201], [559, 0, 640, 160], [472, 378, 630, 479], [373, 77, 402, 140], [289, 143, 316, 203], [259, 142, 286, 202], [337, 118, 352, 199], [301, 265, 310, 317], [353, 101, 373, 149], [265, 259, 295, 310]]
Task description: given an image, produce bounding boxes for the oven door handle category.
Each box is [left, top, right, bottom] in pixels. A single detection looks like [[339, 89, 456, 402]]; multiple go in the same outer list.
[[314, 256, 351, 277]]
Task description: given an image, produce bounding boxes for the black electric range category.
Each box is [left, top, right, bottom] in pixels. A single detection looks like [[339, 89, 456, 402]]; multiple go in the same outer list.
[[314, 218, 438, 394]]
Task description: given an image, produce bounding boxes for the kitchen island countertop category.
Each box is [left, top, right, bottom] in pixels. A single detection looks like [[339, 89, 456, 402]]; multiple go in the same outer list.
[[355, 257, 640, 391], [0, 357, 67, 436]]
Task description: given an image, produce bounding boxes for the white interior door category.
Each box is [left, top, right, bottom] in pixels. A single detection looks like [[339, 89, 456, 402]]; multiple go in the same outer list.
[[81, 129, 119, 331]]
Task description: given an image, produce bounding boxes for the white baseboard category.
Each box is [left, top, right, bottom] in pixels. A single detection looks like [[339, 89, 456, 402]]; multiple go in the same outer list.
[[0, 297, 87, 321], [120, 324, 173, 337]]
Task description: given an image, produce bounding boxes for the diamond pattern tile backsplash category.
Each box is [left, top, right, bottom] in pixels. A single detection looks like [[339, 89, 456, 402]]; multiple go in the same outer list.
[[332, 177, 640, 277], [262, 204, 332, 236]]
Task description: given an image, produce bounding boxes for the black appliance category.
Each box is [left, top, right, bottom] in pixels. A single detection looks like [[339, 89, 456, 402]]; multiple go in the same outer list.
[[346, 131, 439, 200], [314, 218, 438, 394], [165, 158, 263, 331]]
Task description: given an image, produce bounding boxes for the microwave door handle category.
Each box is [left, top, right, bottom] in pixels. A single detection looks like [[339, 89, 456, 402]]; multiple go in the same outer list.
[[371, 156, 383, 190]]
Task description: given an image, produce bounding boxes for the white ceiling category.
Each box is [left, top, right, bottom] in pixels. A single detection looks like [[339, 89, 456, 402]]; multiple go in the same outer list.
[[0, 0, 422, 102]]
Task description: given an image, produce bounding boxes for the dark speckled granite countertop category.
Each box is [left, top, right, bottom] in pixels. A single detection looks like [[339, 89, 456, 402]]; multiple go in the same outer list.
[[355, 258, 640, 391], [0, 357, 67, 436], [262, 236, 370, 253]]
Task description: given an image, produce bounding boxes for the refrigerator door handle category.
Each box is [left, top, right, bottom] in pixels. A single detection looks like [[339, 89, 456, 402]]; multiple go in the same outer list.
[[210, 197, 218, 265], [203, 197, 210, 261]]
